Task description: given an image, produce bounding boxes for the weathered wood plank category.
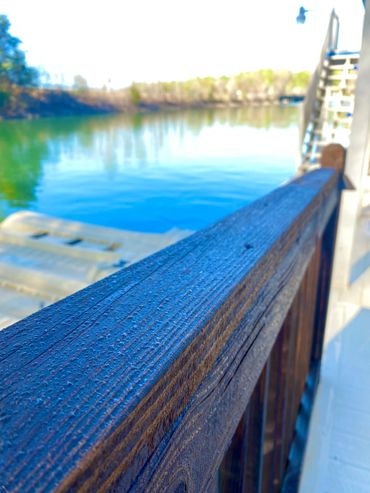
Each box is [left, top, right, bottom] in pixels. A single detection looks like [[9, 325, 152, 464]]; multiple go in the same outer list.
[[134, 236, 330, 492], [220, 233, 333, 493], [218, 405, 250, 491], [310, 144, 345, 364], [260, 344, 281, 493], [257, 245, 320, 493], [279, 295, 299, 469], [311, 210, 338, 363], [270, 325, 289, 491], [0, 169, 340, 493], [244, 367, 268, 493], [218, 365, 268, 493], [275, 307, 294, 484]]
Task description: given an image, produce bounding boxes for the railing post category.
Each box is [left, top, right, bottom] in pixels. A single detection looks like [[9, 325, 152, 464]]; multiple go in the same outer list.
[[218, 366, 269, 493], [219, 239, 331, 493], [311, 144, 346, 363], [281, 145, 345, 491], [328, 10, 339, 52]]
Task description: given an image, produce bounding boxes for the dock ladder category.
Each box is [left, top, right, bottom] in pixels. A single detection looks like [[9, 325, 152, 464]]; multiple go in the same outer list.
[[300, 11, 360, 171]]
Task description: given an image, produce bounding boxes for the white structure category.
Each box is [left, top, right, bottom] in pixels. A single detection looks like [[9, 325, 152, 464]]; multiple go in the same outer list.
[[300, 2, 370, 491], [0, 211, 191, 330]]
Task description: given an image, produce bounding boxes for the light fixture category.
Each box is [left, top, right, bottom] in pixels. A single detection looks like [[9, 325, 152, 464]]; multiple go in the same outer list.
[[296, 6, 309, 24]]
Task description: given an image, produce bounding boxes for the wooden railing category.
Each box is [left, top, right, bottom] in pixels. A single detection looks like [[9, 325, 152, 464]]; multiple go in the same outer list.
[[300, 10, 339, 155], [0, 168, 342, 493]]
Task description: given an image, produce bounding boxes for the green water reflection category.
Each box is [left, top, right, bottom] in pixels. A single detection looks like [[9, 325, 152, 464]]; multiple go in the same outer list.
[[0, 105, 299, 231]]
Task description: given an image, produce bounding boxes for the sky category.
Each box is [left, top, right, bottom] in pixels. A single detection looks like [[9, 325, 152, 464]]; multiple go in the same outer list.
[[0, 0, 365, 88]]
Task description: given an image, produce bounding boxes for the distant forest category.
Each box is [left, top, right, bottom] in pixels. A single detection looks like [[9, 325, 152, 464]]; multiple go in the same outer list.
[[125, 71, 310, 106], [0, 14, 310, 119]]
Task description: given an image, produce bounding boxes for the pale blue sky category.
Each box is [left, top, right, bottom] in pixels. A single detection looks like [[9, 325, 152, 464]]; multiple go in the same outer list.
[[0, 0, 364, 88]]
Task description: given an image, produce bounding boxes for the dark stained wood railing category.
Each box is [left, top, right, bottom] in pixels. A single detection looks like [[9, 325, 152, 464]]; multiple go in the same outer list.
[[0, 167, 342, 493]]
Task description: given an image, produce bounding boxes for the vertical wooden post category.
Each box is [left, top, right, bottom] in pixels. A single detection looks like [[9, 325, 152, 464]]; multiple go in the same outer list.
[[259, 331, 285, 493], [218, 227, 336, 493], [311, 211, 338, 363], [218, 366, 268, 493], [282, 145, 346, 492], [280, 297, 300, 472], [218, 153, 344, 493], [312, 144, 346, 362], [218, 409, 250, 492], [320, 144, 346, 173]]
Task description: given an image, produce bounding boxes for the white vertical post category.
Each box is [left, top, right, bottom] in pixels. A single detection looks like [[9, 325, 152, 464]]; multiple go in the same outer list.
[[326, 2, 370, 296], [328, 11, 339, 52], [344, 1, 370, 189]]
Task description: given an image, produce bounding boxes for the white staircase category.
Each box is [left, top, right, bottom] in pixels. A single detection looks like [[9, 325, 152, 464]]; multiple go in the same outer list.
[[301, 51, 359, 169]]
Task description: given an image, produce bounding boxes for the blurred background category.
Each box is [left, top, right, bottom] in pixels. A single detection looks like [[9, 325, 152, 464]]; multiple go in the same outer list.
[[0, 0, 364, 232]]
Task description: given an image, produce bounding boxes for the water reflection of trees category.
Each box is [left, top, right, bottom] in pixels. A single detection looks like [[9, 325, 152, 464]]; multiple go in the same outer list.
[[0, 120, 46, 214], [0, 105, 299, 214]]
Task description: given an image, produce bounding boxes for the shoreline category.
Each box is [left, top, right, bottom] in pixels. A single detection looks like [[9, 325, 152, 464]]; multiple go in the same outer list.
[[0, 89, 304, 121]]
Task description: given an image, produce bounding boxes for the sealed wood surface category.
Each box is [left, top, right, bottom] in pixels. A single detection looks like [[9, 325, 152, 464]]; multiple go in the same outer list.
[[0, 169, 340, 492], [218, 243, 326, 493]]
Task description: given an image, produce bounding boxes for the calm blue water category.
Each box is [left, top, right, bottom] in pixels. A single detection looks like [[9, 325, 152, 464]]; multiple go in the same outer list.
[[0, 106, 299, 232]]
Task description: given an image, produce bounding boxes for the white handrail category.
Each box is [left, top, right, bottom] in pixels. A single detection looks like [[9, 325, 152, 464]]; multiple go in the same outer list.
[[300, 10, 340, 157]]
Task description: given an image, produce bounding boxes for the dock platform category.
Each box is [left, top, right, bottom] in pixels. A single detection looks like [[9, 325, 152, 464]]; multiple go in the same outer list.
[[300, 181, 370, 492], [0, 211, 191, 330]]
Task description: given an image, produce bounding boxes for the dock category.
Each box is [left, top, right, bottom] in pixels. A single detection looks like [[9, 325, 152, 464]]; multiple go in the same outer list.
[[1, 5, 370, 493], [297, 5, 370, 490], [300, 179, 370, 492], [0, 211, 191, 330]]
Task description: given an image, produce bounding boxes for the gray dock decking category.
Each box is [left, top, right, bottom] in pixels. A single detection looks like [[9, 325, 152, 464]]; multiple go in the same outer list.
[[300, 181, 370, 492]]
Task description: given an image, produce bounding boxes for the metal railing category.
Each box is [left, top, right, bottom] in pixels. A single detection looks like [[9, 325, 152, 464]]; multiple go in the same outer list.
[[300, 10, 340, 156]]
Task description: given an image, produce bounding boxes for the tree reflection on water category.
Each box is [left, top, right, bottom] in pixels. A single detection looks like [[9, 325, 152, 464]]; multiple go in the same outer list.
[[0, 105, 299, 229]]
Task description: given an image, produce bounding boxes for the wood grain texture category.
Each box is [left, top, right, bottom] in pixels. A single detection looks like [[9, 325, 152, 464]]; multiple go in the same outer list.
[[0, 169, 340, 493], [311, 208, 340, 363], [219, 243, 324, 493], [218, 404, 250, 492], [218, 365, 267, 493], [257, 251, 320, 493]]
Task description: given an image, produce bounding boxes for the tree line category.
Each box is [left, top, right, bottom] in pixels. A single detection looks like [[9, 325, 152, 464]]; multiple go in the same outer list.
[[0, 14, 311, 118], [0, 15, 39, 109], [126, 71, 309, 107]]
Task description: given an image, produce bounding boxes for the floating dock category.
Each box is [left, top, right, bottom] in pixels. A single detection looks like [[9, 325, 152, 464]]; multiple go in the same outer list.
[[0, 211, 191, 330]]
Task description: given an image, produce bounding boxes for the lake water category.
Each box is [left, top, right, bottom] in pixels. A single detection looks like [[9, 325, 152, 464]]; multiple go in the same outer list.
[[0, 106, 299, 233]]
